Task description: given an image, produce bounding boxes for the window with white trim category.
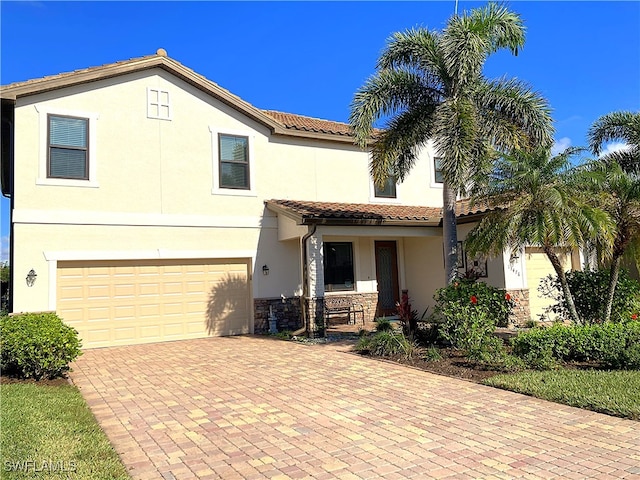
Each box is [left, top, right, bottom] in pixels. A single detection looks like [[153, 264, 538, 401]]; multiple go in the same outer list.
[[147, 88, 171, 120], [48, 115, 89, 179], [434, 156, 444, 184], [374, 175, 397, 198], [219, 134, 250, 189]]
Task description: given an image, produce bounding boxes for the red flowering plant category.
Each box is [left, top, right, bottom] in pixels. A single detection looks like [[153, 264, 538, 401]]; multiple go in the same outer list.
[[433, 278, 514, 360]]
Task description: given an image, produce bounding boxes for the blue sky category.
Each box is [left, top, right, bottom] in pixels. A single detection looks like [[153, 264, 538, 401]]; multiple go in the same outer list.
[[1, 1, 639, 263]]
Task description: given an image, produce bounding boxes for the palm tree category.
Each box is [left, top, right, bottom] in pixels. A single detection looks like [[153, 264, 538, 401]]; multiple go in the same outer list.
[[464, 147, 612, 324], [587, 111, 640, 322], [588, 111, 640, 173], [349, 2, 553, 283]]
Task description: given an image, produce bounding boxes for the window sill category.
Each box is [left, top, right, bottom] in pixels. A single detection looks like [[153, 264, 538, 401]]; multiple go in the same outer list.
[[36, 178, 99, 188], [211, 188, 257, 197], [369, 196, 402, 204]]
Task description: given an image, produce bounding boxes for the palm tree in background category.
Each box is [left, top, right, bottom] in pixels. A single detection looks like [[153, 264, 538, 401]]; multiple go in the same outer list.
[[587, 111, 640, 322], [349, 2, 553, 283], [464, 147, 612, 324], [589, 111, 640, 173]]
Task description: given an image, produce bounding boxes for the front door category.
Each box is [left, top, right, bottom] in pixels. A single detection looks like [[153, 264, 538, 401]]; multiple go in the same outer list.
[[375, 241, 400, 317]]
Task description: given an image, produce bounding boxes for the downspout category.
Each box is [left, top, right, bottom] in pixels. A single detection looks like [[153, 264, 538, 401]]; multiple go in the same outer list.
[[293, 223, 317, 336]]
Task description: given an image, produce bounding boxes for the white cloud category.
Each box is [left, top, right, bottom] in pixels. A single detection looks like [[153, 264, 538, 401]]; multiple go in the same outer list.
[[551, 137, 572, 156], [0, 235, 8, 264], [600, 142, 630, 157]]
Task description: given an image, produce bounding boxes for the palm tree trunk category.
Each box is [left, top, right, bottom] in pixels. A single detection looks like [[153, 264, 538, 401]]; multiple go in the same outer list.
[[604, 254, 622, 323], [443, 181, 458, 284], [543, 245, 580, 324]]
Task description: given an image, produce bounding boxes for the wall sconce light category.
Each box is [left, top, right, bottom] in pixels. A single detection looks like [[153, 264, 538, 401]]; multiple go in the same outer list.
[[262, 265, 270, 276], [26, 269, 37, 287], [509, 252, 520, 263]]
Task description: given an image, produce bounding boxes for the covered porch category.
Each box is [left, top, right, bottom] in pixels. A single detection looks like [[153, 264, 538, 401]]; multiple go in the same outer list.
[[265, 199, 450, 336]]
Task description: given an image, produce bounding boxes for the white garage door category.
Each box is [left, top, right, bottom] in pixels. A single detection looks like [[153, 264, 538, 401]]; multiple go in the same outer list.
[[57, 258, 251, 348], [525, 248, 574, 322]]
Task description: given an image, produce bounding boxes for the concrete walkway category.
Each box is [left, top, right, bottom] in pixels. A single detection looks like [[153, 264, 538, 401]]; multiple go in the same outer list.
[[70, 336, 640, 479]]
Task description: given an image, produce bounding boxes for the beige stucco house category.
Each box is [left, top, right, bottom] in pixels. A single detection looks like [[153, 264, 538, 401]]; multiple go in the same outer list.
[[1, 50, 564, 348]]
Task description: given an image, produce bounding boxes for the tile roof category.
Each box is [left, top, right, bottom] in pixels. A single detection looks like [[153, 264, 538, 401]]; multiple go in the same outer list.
[[456, 198, 493, 218], [266, 199, 442, 225], [262, 111, 353, 137], [267, 198, 495, 227], [1, 51, 360, 144]]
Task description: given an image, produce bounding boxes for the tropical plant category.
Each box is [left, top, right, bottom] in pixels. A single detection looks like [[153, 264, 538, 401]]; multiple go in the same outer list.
[[433, 277, 514, 327], [349, 2, 553, 283], [586, 111, 640, 322], [539, 267, 640, 325], [465, 147, 612, 324]]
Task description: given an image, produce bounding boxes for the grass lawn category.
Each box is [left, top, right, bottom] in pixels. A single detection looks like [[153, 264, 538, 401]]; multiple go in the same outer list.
[[1, 382, 130, 479], [484, 369, 640, 420]]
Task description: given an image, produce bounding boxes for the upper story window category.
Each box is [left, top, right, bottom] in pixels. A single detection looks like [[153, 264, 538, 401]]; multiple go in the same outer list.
[[219, 134, 249, 190], [434, 156, 444, 184], [147, 88, 171, 120], [48, 115, 89, 180], [374, 175, 397, 198], [323, 242, 355, 292]]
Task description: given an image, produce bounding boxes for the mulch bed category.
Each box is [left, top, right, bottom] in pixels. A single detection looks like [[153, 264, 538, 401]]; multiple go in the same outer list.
[[0, 375, 71, 387]]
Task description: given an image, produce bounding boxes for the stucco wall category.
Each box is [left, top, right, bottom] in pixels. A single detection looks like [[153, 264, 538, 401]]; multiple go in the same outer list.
[[10, 66, 458, 315]]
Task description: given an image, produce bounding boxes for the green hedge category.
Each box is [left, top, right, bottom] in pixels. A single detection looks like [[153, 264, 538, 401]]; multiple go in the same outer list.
[[0, 313, 82, 380], [512, 322, 640, 369]]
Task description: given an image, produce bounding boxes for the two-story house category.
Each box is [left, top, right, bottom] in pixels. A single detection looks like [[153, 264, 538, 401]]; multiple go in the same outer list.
[[1, 50, 571, 348]]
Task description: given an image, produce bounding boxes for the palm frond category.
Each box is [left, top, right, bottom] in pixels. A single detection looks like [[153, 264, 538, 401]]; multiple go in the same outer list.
[[442, 2, 525, 91], [588, 111, 640, 156], [349, 69, 437, 147], [377, 28, 448, 85], [473, 78, 554, 150], [369, 107, 436, 186]]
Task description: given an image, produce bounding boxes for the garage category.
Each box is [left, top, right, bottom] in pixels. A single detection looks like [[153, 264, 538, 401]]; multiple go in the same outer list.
[[525, 247, 577, 322], [56, 258, 251, 348]]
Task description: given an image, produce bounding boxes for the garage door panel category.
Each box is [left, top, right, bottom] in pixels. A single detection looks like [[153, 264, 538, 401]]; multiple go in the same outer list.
[[114, 327, 137, 341], [57, 259, 251, 348]]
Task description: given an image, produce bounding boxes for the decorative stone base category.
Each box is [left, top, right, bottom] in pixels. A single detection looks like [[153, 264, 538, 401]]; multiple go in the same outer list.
[[254, 297, 303, 334], [304, 292, 379, 337], [505, 288, 531, 326]]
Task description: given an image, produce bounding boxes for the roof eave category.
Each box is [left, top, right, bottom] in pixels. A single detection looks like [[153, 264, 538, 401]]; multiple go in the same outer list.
[[300, 217, 440, 227]]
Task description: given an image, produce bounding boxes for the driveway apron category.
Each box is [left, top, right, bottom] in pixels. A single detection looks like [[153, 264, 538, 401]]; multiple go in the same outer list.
[[70, 336, 640, 479]]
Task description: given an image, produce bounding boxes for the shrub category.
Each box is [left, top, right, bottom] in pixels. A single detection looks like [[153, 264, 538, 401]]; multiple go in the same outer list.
[[434, 278, 514, 328], [539, 268, 640, 324], [355, 330, 414, 358], [374, 317, 394, 332], [512, 322, 640, 369], [0, 313, 82, 380], [433, 279, 513, 360]]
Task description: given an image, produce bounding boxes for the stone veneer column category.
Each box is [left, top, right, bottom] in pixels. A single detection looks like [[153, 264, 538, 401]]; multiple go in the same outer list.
[[505, 288, 531, 326], [306, 233, 324, 338]]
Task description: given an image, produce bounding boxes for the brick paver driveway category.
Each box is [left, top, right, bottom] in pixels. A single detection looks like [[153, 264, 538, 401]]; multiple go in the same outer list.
[[70, 336, 639, 479]]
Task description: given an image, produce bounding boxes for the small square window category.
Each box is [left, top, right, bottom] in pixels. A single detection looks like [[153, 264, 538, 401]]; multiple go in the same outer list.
[[434, 157, 444, 184], [48, 115, 89, 180], [147, 88, 171, 120], [374, 175, 397, 198], [323, 242, 355, 292], [219, 134, 250, 189]]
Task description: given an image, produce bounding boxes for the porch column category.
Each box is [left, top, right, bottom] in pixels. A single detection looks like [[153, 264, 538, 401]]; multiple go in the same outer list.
[[503, 247, 530, 325], [306, 232, 324, 337]]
